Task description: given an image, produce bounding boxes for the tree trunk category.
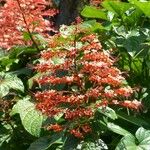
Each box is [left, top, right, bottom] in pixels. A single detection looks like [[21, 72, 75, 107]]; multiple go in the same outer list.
[[55, 0, 89, 28]]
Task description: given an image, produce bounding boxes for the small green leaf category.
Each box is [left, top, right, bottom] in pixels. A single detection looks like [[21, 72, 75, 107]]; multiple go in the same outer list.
[[80, 20, 105, 31], [97, 107, 118, 120], [0, 124, 12, 147], [28, 73, 42, 89], [76, 139, 108, 150], [51, 57, 65, 65], [81, 6, 107, 20], [23, 32, 31, 41], [11, 97, 46, 137], [34, 34, 48, 48]]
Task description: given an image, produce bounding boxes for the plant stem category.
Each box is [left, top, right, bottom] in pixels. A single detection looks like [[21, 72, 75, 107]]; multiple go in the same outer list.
[[16, 0, 40, 51]]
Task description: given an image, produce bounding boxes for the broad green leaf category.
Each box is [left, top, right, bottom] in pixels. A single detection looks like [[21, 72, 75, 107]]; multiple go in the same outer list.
[[97, 106, 118, 120], [114, 27, 147, 57], [124, 7, 143, 26], [11, 97, 46, 137], [116, 127, 150, 150], [28, 132, 63, 150], [9, 46, 38, 58], [0, 72, 24, 98], [135, 127, 150, 149], [107, 123, 131, 136], [115, 134, 137, 150], [134, 1, 150, 17], [102, 1, 132, 16], [117, 112, 150, 128], [81, 6, 107, 20], [27, 136, 51, 150], [10, 67, 32, 76], [64, 136, 79, 150]]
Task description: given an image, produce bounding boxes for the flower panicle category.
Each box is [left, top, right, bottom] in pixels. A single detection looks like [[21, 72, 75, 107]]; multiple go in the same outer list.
[[34, 31, 141, 138], [0, 0, 58, 49]]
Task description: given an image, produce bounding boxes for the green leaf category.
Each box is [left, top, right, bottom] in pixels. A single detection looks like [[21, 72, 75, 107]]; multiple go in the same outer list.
[[0, 124, 12, 147], [81, 20, 105, 31], [124, 7, 143, 26], [11, 97, 46, 137], [28, 73, 42, 89], [28, 132, 63, 150], [134, 1, 150, 17], [0, 57, 19, 71], [0, 72, 24, 98], [0, 49, 7, 57], [116, 127, 150, 150], [76, 139, 108, 150], [107, 123, 131, 136], [9, 46, 38, 58], [63, 135, 79, 150], [23, 32, 31, 41], [51, 57, 65, 65], [81, 6, 107, 20], [33, 34, 48, 47], [27, 136, 51, 150], [97, 106, 118, 120], [117, 111, 150, 128], [59, 25, 75, 38], [135, 127, 150, 149], [115, 134, 137, 150], [102, 1, 132, 16]]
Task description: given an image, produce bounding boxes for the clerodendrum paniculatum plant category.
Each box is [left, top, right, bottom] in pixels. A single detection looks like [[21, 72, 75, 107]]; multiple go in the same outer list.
[[34, 24, 142, 139]]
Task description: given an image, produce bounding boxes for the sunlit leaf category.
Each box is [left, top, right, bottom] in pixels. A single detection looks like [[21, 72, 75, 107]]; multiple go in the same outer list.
[[0, 72, 24, 98], [11, 97, 46, 137], [81, 5, 107, 20]]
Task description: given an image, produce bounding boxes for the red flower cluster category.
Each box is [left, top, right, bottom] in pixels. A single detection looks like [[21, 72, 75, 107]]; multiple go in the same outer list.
[[0, 0, 58, 49], [47, 123, 63, 132], [35, 29, 142, 138], [70, 124, 92, 139], [90, 0, 103, 6]]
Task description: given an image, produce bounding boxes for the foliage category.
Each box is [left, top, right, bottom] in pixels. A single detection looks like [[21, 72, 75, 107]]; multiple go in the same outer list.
[[0, 72, 24, 98], [115, 126, 150, 150], [11, 97, 47, 137], [81, 0, 150, 88], [0, 0, 150, 149]]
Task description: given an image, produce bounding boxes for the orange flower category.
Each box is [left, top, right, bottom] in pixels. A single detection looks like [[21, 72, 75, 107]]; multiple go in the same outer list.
[[47, 124, 63, 132], [0, 0, 58, 49]]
